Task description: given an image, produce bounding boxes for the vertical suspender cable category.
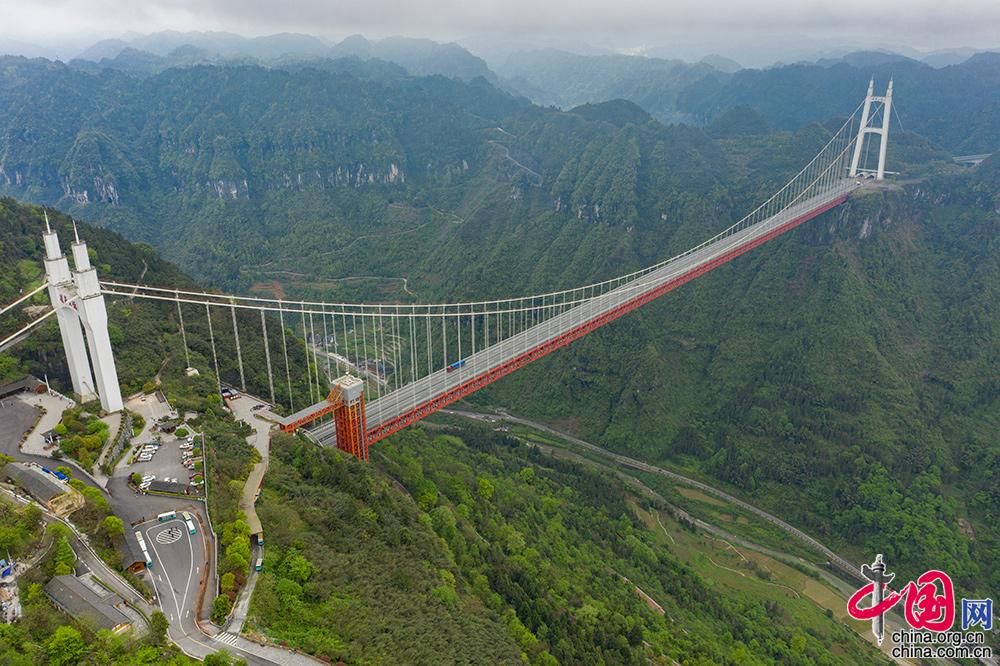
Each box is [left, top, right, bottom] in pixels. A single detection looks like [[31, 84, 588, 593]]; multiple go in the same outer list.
[[279, 302, 294, 412], [360, 310, 370, 400], [409, 315, 417, 384], [260, 309, 276, 406], [309, 308, 322, 395], [351, 313, 360, 382], [442, 310, 447, 369], [205, 303, 222, 400], [176, 290, 190, 369], [230, 298, 246, 391], [301, 305, 314, 404], [378, 306, 386, 400], [322, 305, 331, 381], [425, 316, 432, 380], [341, 312, 349, 377], [331, 308, 342, 375]]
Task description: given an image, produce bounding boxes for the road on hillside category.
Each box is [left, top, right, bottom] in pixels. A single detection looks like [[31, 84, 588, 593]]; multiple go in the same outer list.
[[442, 407, 864, 581]]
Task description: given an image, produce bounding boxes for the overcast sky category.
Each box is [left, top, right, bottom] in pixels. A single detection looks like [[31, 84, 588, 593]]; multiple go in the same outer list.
[[4, 0, 1000, 64]]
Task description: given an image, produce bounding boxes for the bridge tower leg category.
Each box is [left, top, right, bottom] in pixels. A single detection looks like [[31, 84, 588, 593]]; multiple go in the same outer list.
[[849, 78, 893, 180], [331, 375, 368, 461], [69, 224, 123, 412], [42, 215, 97, 401]]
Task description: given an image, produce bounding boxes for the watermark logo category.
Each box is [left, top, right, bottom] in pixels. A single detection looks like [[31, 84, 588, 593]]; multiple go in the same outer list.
[[962, 599, 993, 631], [846, 554, 994, 660]]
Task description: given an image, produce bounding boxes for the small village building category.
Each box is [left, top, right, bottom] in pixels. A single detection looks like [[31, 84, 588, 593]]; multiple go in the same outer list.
[[0, 375, 45, 399], [0, 463, 83, 516], [44, 575, 132, 634]]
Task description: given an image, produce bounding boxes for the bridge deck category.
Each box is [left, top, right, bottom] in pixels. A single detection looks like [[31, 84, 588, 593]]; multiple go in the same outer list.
[[311, 181, 857, 447]]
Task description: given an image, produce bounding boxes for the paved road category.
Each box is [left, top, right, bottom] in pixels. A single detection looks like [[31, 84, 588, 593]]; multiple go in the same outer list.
[[229, 394, 271, 537], [226, 393, 271, 633], [17, 391, 75, 456], [312, 182, 858, 445], [226, 539, 262, 634]]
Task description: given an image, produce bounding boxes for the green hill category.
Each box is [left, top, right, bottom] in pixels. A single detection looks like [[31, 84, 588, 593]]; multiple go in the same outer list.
[[249, 427, 887, 665]]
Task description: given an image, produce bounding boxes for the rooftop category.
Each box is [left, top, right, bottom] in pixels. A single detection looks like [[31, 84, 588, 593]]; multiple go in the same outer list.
[[2, 463, 67, 503], [44, 575, 131, 633]]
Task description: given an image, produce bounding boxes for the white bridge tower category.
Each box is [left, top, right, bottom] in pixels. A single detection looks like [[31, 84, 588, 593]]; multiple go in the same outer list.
[[42, 215, 123, 412], [850, 78, 894, 180]]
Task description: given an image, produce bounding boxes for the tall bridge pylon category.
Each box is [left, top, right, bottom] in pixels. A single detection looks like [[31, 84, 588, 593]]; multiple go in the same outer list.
[[41, 214, 123, 412], [849, 78, 893, 180]]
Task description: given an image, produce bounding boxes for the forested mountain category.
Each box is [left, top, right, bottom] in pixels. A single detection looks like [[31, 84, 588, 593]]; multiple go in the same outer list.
[[495, 48, 1000, 154], [484, 160, 1000, 598], [0, 198, 889, 664], [1, 53, 998, 620], [677, 52, 1000, 153], [249, 427, 886, 664]]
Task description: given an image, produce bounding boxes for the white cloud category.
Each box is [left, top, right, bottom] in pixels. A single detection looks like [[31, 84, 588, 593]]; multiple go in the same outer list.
[[2, 0, 999, 61]]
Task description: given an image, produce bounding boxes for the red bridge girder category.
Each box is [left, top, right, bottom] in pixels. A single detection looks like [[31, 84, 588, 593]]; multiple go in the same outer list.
[[365, 194, 849, 447]]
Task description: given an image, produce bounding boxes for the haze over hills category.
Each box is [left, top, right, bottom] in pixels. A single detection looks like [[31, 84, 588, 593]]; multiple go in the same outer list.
[[495, 49, 720, 124], [69, 30, 497, 82], [5, 29, 997, 154]]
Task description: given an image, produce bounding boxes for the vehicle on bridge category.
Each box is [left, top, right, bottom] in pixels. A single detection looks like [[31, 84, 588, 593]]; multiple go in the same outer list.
[[446, 359, 466, 372]]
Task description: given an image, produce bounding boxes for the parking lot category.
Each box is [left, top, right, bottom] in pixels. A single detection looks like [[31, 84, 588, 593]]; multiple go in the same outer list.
[[140, 513, 202, 628], [127, 428, 203, 493]]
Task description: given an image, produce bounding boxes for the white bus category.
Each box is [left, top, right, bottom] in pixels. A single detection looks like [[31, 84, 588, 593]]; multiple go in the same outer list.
[[182, 512, 197, 535], [156, 510, 177, 522], [135, 531, 153, 569]]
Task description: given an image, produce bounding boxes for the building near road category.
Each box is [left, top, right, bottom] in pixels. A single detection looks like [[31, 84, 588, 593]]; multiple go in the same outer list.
[[0, 375, 46, 400], [122, 533, 148, 573], [44, 574, 132, 634], [156, 419, 179, 434], [1, 463, 83, 516], [147, 479, 201, 496]]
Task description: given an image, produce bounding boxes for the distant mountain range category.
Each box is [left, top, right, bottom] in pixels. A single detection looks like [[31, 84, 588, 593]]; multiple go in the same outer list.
[[70, 31, 496, 83], [3, 29, 998, 153]]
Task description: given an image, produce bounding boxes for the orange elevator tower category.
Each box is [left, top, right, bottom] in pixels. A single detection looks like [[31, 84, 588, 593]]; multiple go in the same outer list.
[[277, 374, 369, 460], [331, 374, 368, 461]]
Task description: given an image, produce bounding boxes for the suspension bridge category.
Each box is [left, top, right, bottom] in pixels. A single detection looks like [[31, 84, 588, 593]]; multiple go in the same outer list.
[[1, 81, 894, 461]]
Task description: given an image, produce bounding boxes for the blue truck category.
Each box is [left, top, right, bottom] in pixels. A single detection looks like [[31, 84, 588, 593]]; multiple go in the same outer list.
[[446, 359, 467, 373]]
